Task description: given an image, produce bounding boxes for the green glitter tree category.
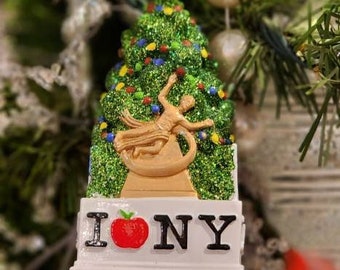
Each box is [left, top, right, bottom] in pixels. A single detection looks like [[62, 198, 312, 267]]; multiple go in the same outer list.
[[87, 0, 235, 200]]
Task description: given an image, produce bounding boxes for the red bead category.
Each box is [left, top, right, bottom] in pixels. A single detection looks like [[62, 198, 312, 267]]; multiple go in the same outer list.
[[101, 131, 107, 139], [197, 82, 205, 90], [182, 40, 192, 47], [144, 57, 152, 65], [143, 96, 152, 105], [126, 86, 136, 94], [190, 18, 197, 25], [127, 68, 134, 75], [219, 137, 226, 145], [146, 3, 155, 13], [159, 44, 169, 53], [117, 48, 124, 58], [176, 67, 186, 78], [174, 5, 182, 11], [130, 37, 137, 45]]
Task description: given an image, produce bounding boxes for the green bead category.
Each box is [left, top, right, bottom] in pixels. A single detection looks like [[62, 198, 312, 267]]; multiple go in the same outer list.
[[135, 62, 143, 71], [186, 74, 196, 84], [171, 41, 181, 50], [134, 91, 144, 99]]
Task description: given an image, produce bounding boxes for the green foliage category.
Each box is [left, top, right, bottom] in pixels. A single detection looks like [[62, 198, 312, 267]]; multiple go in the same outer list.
[[0, 83, 21, 115], [223, 0, 340, 163], [229, 0, 310, 104], [293, 2, 340, 164], [0, 81, 91, 268], [4, 0, 66, 66]]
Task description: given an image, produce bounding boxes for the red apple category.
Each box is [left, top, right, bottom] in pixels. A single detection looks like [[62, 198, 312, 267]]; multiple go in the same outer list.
[[111, 210, 149, 248]]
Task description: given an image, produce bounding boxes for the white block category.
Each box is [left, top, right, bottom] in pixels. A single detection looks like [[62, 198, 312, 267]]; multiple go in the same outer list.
[[70, 198, 244, 270]]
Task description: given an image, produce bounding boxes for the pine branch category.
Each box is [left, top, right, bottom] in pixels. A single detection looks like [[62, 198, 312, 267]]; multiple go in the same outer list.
[[24, 223, 76, 270]]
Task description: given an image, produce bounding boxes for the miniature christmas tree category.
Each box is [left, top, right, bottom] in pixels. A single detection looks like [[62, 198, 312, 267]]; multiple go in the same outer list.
[[87, 0, 235, 200]]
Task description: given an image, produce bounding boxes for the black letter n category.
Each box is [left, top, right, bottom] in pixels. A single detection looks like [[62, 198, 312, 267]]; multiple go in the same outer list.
[[154, 215, 192, 250]]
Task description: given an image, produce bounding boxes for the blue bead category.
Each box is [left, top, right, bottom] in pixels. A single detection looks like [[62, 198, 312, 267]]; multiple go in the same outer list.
[[209, 86, 217, 95], [98, 116, 105, 123], [153, 58, 165, 66], [114, 62, 123, 70], [198, 131, 207, 140], [225, 138, 232, 145], [137, 39, 147, 47], [155, 5, 163, 12], [193, 43, 200, 51], [106, 133, 115, 143], [151, 104, 160, 114]]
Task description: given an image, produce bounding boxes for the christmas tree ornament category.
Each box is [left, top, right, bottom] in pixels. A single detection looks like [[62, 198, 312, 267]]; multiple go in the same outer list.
[[70, 1, 244, 269], [207, 0, 239, 8], [234, 102, 265, 157], [207, 0, 250, 82], [209, 29, 248, 82]]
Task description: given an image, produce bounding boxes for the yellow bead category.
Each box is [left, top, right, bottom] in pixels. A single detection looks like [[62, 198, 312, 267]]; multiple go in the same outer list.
[[99, 122, 108, 130], [100, 92, 107, 101], [201, 48, 208, 58], [211, 132, 220, 144], [116, 82, 125, 91], [146, 42, 157, 51], [119, 65, 128, 76], [163, 7, 173, 15], [230, 134, 235, 143], [218, 89, 225, 99]]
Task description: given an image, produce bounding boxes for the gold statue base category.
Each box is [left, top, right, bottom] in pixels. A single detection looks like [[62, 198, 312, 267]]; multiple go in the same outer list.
[[120, 170, 198, 198], [119, 135, 198, 198]]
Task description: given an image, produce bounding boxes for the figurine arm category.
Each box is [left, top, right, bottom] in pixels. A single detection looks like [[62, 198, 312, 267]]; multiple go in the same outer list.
[[120, 109, 147, 128], [158, 73, 178, 106], [179, 118, 214, 131]]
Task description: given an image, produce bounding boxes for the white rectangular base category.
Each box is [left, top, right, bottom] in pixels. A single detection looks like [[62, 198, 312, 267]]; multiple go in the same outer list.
[[70, 198, 244, 270], [71, 261, 244, 270]]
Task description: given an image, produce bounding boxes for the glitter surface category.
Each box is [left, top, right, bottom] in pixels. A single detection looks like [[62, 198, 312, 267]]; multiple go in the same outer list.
[[87, 0, 235, 200]]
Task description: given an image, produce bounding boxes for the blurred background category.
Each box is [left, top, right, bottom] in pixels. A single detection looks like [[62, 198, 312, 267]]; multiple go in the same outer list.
[[0, 0, 339, 269]]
